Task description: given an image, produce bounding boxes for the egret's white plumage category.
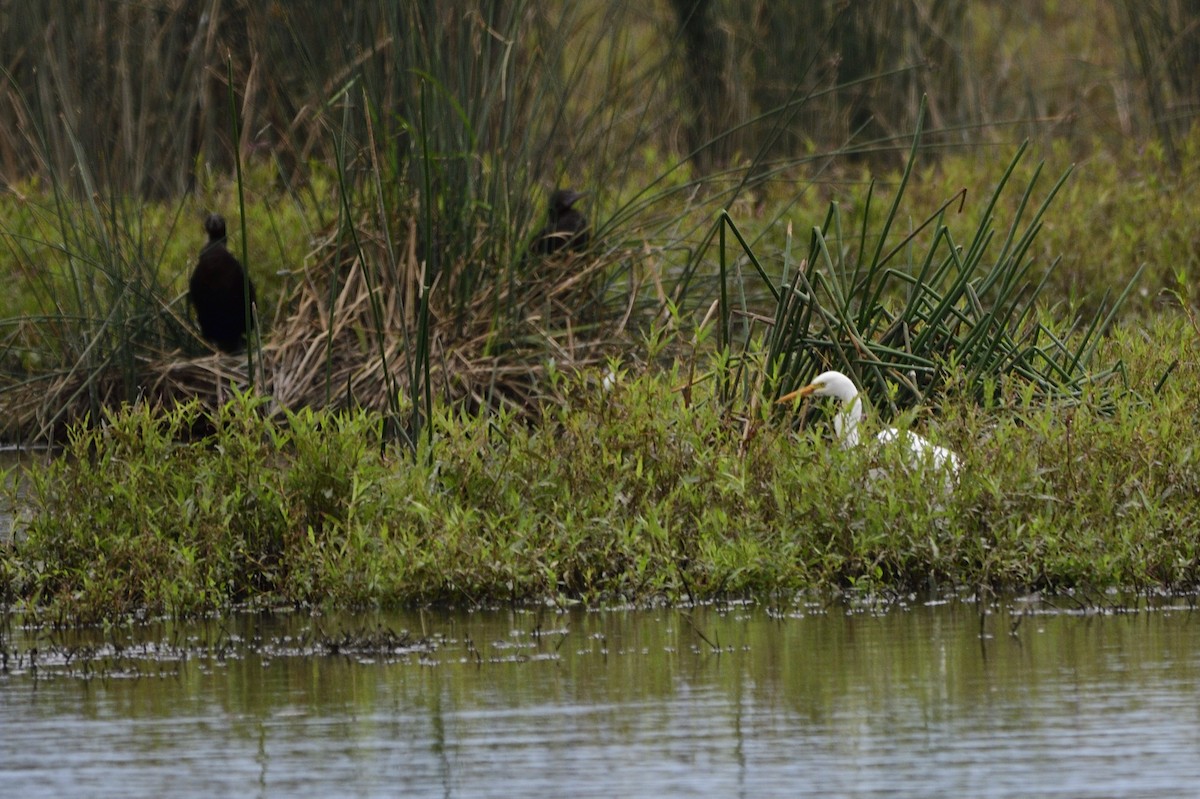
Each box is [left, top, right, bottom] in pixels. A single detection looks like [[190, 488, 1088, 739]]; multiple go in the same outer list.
[[778, 370, 960, 476]]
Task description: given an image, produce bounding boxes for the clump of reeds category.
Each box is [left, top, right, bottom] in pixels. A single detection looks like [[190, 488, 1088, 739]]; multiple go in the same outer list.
[[241, 213, 638, 420], [702, 110, 1144, 425]]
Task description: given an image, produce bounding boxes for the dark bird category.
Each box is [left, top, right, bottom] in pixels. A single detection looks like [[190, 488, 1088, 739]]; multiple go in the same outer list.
[[189, 214, 256, 353], [534, 189, 589, 255]]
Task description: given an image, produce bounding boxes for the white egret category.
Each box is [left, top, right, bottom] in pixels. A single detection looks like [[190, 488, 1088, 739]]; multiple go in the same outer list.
[[777, 370, 961, 477]]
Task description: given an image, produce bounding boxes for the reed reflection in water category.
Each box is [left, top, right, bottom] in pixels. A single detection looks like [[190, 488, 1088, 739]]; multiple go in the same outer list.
[[1, 600, 1199, 797]]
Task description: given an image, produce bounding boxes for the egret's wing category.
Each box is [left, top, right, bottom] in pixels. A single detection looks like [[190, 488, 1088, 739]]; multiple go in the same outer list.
[[876, 428, 960, 476]]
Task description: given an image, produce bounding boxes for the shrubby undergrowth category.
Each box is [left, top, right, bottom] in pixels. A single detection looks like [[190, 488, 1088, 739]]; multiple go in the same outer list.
[[4, 316, 1198, 624]]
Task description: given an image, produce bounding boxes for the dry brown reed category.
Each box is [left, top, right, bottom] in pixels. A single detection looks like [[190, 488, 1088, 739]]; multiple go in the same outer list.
[[0, 217, 638, 443]]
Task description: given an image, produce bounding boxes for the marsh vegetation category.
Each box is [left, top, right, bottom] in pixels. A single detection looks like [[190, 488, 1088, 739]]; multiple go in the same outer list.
[[1, 1, 1199, 622]]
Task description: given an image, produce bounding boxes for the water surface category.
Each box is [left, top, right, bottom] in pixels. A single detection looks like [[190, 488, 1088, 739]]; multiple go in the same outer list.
[[2, 598, 1198, 797]]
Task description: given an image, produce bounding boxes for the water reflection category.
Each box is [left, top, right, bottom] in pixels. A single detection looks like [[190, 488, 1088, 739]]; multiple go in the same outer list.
[[1, 600, 1199, 797]]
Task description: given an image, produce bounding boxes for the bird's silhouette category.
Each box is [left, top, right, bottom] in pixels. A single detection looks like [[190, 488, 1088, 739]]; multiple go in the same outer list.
[[189, 214, 256, 353], [534, 189, 589, 255]]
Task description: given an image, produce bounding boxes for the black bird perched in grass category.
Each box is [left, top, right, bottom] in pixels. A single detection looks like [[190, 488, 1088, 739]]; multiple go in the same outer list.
[[189, 213, 256, 353], [534, 188, 589, 255]]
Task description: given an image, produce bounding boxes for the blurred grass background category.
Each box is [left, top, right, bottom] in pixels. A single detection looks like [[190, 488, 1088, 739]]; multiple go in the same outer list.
[[4, 1, 1194, 187]]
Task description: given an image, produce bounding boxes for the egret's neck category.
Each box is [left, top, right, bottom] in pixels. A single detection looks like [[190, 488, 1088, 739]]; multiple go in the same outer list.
[[833, 395, 863, 449]]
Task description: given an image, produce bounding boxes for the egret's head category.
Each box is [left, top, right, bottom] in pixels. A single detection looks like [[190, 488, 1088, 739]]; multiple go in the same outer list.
[[776, 371, 857, 405]]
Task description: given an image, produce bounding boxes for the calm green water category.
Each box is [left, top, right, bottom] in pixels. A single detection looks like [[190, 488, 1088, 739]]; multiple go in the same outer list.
[[2, 599, 1199, 797]]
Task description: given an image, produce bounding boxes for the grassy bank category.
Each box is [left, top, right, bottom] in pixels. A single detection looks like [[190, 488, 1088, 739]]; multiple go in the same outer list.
[[3, 3, 1200, 625], [3, 126, 1200, 624], [2, 310, 1197, 624]]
